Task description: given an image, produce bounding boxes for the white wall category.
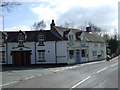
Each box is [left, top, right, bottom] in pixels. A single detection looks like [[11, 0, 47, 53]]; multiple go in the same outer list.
[[36, 41, 56, 64], [7, 42, 35, 64], [24, 42, 35, 64], [6, 41, 68, 65], [56, 41, 68, 63], [88, 42, 106, 61], [7, 42, 18, 64]]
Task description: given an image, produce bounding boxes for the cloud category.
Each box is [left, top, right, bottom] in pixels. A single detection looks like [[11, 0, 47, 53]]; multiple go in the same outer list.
[[57, 5, 117, 29], [30, 0, 118, 30], [4, 25, 31, 31]]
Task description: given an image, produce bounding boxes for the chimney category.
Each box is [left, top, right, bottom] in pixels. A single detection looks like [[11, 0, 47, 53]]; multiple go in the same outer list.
[[86, 26, 92, 32], [50, 20, 55, 30]]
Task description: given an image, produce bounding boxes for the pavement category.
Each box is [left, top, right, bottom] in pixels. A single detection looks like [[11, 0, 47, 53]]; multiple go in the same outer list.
[[1, 56, 119, 89]]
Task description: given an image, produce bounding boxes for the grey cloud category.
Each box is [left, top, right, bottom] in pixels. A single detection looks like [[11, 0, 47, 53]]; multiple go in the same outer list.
[[56, 5, 117, 30]]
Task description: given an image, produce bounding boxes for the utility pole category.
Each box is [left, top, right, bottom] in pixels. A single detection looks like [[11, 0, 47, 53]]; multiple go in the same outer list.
[[0, 5, 4, 31], [2, 7, 4, 31]]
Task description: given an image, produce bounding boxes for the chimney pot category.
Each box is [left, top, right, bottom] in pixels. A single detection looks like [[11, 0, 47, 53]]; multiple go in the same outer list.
[[86, 26, 91, 32], [50, 19, 55, 30]]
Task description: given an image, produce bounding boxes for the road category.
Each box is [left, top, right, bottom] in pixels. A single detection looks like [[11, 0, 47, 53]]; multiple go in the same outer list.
[[1, 56, 118, 89]]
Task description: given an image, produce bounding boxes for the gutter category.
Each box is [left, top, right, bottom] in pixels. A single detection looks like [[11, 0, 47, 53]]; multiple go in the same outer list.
[[55, 41, 57, 64]]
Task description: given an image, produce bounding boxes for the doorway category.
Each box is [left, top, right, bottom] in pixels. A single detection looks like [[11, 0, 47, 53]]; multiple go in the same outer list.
[[12, 51, 31, 66], [76, 50, 80, 63]]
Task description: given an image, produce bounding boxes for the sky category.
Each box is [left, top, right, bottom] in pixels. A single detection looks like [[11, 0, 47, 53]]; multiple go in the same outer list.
[[0, 0, 119, 35]]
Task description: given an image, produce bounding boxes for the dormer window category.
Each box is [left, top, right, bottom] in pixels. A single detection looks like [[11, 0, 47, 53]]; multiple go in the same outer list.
[[68, 34, 74, 45], [38, 35, 44, 46], [18, 32, 25, 47], [80, 35, 86, 46]]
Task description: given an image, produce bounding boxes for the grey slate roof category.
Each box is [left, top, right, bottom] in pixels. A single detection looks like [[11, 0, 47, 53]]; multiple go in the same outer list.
[[53, 26, 80, 37], [6, 30, 62, 42], [4, 25, 105, 43], [83, 31, 105, 42], [53, 26, 105, 42]]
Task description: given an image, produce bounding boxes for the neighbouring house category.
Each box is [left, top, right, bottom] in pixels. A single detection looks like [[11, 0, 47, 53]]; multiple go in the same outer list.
[[0, 20, 106, 66]]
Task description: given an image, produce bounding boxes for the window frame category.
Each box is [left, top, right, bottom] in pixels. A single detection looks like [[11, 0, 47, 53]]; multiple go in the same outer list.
[[38, 50, 45, 62], [94, 43, 98, 47], [68, 34, 74, 45], [101, 50, 104, 56], [101, 43, 104, 47], [69, 50, 74, 59], [81, 49, 86, 58], [92, 50, 97, 56], [80, 35, 86, 46], [18, 33, 25, 47], [38, 35, 45, 46], [0, 51, 5, 63], [0, 35, 5, 47]]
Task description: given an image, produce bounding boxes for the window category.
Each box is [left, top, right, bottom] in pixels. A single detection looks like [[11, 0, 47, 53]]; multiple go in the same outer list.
[[38, 50, 45, 62], [69, 50, 74, 59], [0, 51, 5, 63], [38, 35, 44, 46], [101, 43, 104, 47], [81, 50, 86, 58], [101, 50, 104, 56], [18, 33, 24, 47], [69, 34, 73, 40], [81, 35, 86, 46], [94, 43, 98, 47], [92, 50, 97, 56], [0, 35, 4, 47], [69, 34, 74, 45]]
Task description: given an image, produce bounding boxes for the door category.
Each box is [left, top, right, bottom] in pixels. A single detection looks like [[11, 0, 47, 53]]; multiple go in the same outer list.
[[12, 51, 31, 66], [76, 50, 80, 63], [12, 52, 21, 66]]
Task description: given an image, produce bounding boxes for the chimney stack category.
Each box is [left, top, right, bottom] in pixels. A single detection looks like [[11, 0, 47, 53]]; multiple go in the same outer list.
[[50, 20, 55, 30], [86, 26, 92, 32]]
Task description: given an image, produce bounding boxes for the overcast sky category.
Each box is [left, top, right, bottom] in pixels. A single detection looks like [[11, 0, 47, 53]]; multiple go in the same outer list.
[[0, 0, 119, 34]]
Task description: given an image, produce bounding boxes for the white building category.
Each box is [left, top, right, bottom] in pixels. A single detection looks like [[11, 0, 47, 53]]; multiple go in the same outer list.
[[0, 20, 106, 66]]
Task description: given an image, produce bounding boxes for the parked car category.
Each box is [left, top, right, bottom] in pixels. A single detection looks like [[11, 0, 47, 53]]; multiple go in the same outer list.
[[106, 55, 111, 61]]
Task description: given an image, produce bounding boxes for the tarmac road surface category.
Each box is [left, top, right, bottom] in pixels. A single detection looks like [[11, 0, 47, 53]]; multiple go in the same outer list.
[[1, 56, 118, 89]]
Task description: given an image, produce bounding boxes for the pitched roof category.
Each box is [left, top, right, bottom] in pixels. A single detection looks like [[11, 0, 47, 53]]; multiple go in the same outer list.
[[83, 31, 105, 42], [53, 26, 105, 42], [53, 26, 81, 40], [6, 30, 62, 42]]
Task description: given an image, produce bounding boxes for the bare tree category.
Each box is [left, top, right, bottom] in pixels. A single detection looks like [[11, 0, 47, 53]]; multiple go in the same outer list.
[[0, 1, 22, 30], [61, 21, 75, 28], [0, 1, 22, 12], [31, 20, 46, 30]]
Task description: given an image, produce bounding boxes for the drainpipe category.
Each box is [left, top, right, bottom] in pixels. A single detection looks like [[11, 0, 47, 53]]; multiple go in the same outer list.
[[88, 43, 89, 61], [55, 41, 57, 64], [6, 42, 8, 64], [35, 42, 36, 64]]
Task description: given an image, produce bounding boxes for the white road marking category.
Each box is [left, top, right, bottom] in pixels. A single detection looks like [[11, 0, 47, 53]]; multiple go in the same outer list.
[[110, 63, 118, 67], [24, 76, 35, 80], [0, 81, 19, 87], [0, 75, 36, 87], [96, 67, 107, 73], [70, 76, 91, 89]]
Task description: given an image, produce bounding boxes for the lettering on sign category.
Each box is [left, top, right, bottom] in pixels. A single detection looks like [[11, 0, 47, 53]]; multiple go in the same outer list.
[[57, 56, 66, 58]]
